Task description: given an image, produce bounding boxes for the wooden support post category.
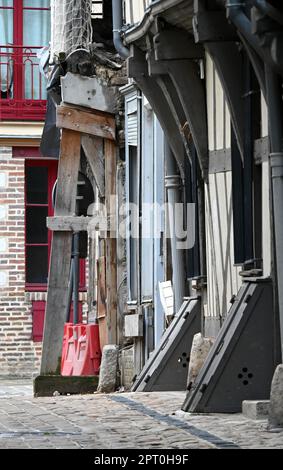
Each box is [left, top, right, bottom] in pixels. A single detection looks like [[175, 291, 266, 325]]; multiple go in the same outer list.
[[82, 135, 105, 198], [40, 129, 81, 375], [105, 140, 117, 345]]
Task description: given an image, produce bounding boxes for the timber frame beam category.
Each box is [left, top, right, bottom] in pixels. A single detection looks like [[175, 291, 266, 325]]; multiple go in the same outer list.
[[40, 103, 117, 375], [152, 28, 208, 180], [128, 45, 185, 178], [192, 1, 248, 160]]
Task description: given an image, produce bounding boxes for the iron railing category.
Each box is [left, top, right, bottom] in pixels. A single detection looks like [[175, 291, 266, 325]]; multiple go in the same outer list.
[[0, 45, 47, 121]]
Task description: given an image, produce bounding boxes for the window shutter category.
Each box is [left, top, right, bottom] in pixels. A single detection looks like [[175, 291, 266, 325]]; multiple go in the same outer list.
[[32, 301, 46, 342], [126, 97, 138, 147]]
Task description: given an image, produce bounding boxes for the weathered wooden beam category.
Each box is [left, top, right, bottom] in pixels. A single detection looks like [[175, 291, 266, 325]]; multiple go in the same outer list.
[[105, 139, 117, 345], [147, 50, 192, 163], [153, 29, 204, 60], [47, 216, 92, 232], [82, 134, 105, 198], [56, 104, 116, 141], [193, 10, 238, 43], [205, 42, 245, 160], [166, 59, 209, 180], [47, 215, 109, 232], [128, 47, 185, 177], [40, 129, 81, 376]]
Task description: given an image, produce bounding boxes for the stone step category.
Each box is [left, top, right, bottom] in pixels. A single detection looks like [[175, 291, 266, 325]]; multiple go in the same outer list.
[[242, 400, 270, 420]]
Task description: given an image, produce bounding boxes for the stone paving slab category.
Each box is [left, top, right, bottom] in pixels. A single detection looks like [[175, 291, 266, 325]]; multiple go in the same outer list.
[[0, 379, 282, 449]]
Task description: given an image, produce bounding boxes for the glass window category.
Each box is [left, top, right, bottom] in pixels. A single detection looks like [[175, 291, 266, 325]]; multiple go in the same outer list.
[[23, 0, 49, 6], [23, 1, 50, 99], [26, 206, 48, 244], [26, 166, 48, 204], [0, 0, 50, 102], [0, 1, 13, 6], [26, 246, 48, 284], [0, 1, 13, 97], [25, 160, 55, 287]]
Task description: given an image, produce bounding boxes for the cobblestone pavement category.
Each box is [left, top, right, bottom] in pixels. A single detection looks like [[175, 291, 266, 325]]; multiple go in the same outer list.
[[0, 379, 282, 449]]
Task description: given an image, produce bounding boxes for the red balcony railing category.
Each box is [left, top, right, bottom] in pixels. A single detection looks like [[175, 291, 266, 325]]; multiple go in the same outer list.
[[0, 45, 47, 121]]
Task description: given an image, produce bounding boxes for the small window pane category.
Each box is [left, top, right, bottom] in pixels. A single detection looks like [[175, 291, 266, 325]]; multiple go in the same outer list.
[[26, 246, 48, 284], [23, 0, 50, 7], [26, 166, 48, 204], [23, 10, 51, 47], [0, 1, 13, 7], [0, 5, 13, 98], [91, 1, 103, 18], [26, 206, 48, 244], [23, 7, 50, 99]]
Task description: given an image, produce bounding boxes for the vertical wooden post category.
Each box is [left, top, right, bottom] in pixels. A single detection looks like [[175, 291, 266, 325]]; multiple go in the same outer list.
[[40, 129, 81, 375], [105, 139, 117, 345]]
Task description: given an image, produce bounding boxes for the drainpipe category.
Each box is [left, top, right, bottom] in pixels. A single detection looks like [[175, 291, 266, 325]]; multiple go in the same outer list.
[[226, 1, 262, 54], [265, 65, 283, 359], [165, 139, 185, 313], [112, 0, 130, 59]]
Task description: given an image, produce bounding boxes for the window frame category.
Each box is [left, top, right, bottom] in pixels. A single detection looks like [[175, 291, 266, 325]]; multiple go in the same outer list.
[[0, 0, 50, 120], [25, 158, 86, 292], [25, 158, 57, 291]]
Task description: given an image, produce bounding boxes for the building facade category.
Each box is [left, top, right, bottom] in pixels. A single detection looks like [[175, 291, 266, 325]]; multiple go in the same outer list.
[[0, 1, 89, 376]]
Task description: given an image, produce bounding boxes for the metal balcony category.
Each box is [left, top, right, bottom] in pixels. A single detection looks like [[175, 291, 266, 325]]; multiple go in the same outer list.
[[0, 45, 47, 121]]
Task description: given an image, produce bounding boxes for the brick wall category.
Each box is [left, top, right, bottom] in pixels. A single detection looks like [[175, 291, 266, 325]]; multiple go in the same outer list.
[[0, 147, 41, 376], [0, 147, 88, 377]]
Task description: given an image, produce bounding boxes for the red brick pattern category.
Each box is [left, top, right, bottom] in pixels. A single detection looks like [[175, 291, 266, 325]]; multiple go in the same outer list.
[[0, 148, 89, 377], [0, 148, 42, 376]]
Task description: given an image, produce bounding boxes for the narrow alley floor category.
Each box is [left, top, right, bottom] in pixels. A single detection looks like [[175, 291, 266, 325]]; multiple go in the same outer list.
[[0, 379, 282, 449]]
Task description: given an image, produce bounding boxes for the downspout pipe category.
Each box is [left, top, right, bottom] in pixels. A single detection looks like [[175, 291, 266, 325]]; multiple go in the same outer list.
[[226, 0, 265, 61], [227, 0, 283, 75], [165, 139, 186, 313], [112, 0, 130, 59]]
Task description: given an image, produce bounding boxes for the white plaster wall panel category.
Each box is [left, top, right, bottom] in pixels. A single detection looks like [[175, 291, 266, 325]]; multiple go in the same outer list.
[[225, 102, 231, 149], [260, 93, 271, 276], [206, 52, 232, 152], [124, 0, 147, 25], [205, 173, 241, 318], [205, 184, 218, 318], [261, 92, 268, 138], [215, 71, 225, 150], [206, 52, 215, 151], [262, 161, 272, 277]]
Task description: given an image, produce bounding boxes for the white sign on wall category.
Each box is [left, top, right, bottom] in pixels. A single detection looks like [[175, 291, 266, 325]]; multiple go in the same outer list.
[[0, 238, 8, 253], [0, 173, 7, 188], [0, 205, 7, 220], [0, 271, 8, 288]]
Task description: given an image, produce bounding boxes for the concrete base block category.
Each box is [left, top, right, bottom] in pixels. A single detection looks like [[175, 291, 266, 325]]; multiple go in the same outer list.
[[269, 364, 283, 428], [34, 375, 99, 397], [242, 400, 270, 420], [98, 345, 119, 393]]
